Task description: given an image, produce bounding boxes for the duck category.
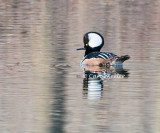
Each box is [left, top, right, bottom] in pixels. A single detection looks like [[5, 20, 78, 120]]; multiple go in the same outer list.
[[77, 32, 130, 67]]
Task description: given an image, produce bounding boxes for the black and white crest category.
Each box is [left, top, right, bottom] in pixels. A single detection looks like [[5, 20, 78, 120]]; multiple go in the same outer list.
[[87, 32, 104, 48]]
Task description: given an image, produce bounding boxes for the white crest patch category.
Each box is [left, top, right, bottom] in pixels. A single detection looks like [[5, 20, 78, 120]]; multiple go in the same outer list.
[[88, 33, 103, 48]]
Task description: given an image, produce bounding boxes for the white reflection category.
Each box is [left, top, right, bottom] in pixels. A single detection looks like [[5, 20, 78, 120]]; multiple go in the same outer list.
[[82, 66, 129, 99]]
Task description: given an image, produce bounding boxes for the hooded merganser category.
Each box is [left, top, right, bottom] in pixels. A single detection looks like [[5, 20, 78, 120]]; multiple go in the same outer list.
[[77, 32, 130, 67]]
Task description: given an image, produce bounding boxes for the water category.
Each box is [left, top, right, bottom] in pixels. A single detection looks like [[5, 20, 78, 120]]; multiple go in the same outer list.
[[0, 1, 160, 133]]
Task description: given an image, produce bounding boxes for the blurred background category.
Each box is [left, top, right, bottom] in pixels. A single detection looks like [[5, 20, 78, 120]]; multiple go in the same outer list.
[[0, 0, 160, 133]]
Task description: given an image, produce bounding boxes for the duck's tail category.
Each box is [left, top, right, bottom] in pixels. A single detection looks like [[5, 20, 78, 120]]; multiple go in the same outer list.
[[116, 55, 130, 62]]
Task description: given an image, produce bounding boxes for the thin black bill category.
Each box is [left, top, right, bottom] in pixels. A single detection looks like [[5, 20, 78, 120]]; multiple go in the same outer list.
[[76, 47, 86, 50]]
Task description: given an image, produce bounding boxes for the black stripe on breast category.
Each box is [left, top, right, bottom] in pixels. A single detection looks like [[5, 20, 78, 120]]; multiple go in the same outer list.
[[84, 52, 117, 59], [97, 52, 117, 60], [81, 52, 117, 64]]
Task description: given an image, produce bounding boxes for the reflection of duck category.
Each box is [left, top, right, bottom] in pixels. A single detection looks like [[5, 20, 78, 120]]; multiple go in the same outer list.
[[77, 32, 130, 67], [83, 66, 129, 99], [83, 65, 129, 78], [83, 70, 103, 100]]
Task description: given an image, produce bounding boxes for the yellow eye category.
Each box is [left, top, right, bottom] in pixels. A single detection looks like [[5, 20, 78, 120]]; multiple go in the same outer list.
[[86, 43, 88, 46]]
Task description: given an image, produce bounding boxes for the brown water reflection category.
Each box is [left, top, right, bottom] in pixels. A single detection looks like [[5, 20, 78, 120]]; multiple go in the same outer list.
[[0, 0, 160, 133]]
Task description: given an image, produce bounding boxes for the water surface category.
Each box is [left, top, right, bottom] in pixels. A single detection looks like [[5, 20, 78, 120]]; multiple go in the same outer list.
[[0, 1, 160, 133]]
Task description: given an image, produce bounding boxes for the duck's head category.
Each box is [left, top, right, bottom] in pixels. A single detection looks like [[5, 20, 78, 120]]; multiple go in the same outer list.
[[77, 32, 104, 56]]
